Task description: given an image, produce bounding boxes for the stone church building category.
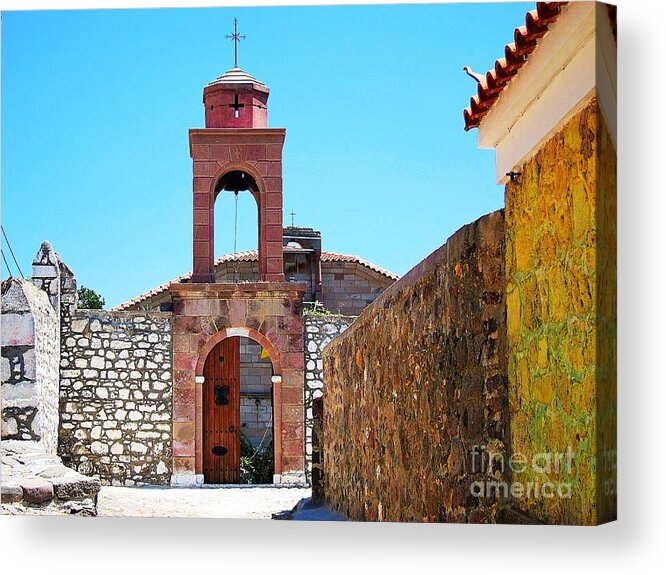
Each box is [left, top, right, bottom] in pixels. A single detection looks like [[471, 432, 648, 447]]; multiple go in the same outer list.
[[1, 59, 396, 493]]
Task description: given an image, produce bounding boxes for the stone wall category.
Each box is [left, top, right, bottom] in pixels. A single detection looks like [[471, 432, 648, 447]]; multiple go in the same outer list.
[[1, 278, 60, 453], [59, 309, 173, 486], [217, 260, 259, 283], [505, 97, 616, 525], [303, 315, 355, 483], [118, 259, 394, 316], [322, 210, 507, 523]]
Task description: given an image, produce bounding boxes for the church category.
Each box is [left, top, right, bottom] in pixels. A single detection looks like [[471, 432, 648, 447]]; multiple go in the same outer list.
[[0, 20, 397, 493], [108, 27, 397, 485]]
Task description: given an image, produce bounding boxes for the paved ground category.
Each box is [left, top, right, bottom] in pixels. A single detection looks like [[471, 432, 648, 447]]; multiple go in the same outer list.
[[98, 485, 312, 519]]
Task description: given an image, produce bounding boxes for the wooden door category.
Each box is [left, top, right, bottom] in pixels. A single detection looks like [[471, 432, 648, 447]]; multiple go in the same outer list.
[[203, 337, 241, 483]]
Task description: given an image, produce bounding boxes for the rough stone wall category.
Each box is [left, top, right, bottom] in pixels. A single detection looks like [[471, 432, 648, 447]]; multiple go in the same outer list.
[[1, 278, 60, 453], [311, 396, 324, 500], [323, 210, 507, 523], [59, 310, 173, 485], [321, 263, 392, 316], [505, 97, 616, 525], [303, 315, 355, 483]]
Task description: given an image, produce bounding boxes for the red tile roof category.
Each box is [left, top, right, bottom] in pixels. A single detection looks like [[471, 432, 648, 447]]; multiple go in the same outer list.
[[111, 249, 398, 311], [463, 2, 567, 131]]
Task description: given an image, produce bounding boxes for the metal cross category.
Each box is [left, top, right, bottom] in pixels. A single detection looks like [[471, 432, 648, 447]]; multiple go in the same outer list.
[[229, 93, 244, 117], [290, 209, 296, 227], [225, 17, 246, 68]]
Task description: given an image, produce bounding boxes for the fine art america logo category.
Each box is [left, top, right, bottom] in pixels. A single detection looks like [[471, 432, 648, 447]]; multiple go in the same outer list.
[[469, 445, 574, 500]]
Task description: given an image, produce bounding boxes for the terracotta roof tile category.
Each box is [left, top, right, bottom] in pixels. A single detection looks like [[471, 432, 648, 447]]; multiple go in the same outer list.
[[111, 250, 398, 311], [321, 252, 399, 280], [463, 2, 567, 131]]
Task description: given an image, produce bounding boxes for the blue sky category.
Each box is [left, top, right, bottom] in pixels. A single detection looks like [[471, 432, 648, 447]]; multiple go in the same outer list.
[[2, 2, 531, 307]]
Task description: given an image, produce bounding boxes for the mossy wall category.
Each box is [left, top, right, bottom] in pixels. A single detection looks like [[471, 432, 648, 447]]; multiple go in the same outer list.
[[505, 97, 616, 524]]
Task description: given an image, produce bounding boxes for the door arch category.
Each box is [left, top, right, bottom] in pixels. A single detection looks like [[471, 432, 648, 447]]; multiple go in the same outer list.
[[197, 327, 283, 484]]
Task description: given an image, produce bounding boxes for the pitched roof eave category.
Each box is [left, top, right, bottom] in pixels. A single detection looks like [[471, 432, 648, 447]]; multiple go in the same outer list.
[[463, 2, 568, 132], [111, 250, 398, 311]]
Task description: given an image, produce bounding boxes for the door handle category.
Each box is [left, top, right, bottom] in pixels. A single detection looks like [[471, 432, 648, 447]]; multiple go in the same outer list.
[[229, 425, 235, 433]]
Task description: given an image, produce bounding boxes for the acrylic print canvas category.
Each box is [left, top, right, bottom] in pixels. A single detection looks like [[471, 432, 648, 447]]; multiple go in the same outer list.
[[1, 1, 616, 525]]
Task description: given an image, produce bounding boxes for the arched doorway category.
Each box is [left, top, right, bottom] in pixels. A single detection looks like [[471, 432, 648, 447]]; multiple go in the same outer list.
[[201, 331, 279, 484]]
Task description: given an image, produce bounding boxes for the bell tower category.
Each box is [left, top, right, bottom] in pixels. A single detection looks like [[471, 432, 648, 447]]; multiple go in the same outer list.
[[189, 23, 285, 283], [171, 21, 306, 487]]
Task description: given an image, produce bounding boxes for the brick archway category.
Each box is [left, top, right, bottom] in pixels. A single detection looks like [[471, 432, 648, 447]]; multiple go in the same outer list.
[[170, 281, 306, 485], [196, 326, 282, 376], [195, 326, 284, 479], [210, 162, 264, 206], [205, 163, 264, 283]]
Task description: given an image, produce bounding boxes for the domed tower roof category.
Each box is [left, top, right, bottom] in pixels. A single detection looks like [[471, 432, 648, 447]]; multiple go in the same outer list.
[[207, 67, 269, 94]]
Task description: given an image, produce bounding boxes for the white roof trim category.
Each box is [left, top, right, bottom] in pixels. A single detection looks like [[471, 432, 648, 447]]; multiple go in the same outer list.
[[478, 3, 616, 184]]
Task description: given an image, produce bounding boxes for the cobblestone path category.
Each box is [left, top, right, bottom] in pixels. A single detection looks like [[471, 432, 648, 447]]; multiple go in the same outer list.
[[98, 485, 311, 519]]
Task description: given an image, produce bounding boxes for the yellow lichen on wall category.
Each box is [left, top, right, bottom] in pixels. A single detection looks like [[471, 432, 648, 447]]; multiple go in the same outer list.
[[505, 97, 616, 525]]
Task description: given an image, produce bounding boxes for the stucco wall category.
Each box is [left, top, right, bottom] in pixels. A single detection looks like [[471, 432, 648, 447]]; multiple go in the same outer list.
[[505, 97, 616, 524], [322, 210, 507, 522]]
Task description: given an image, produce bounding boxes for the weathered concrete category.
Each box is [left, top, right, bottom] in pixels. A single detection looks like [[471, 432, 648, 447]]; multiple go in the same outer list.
[[1, 278, 60, 453], [97, 484, 310, 519]]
